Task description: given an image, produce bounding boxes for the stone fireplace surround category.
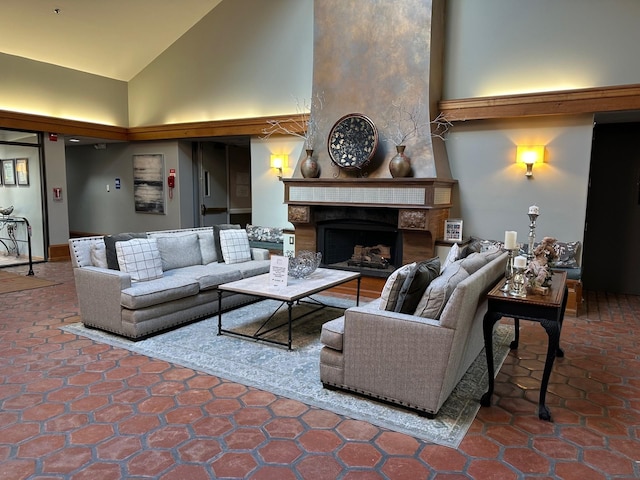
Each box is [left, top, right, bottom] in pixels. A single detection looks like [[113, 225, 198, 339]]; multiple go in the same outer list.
[[284, 178, 456, 287]]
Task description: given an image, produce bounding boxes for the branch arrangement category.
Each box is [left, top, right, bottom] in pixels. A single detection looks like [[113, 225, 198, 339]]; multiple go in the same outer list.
[[383, 98, 452, 145], [262, 93, 324, 150]]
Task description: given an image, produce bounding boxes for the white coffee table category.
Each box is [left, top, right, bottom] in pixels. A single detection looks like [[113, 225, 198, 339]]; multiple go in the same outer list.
[[217, 268, 361, 350]]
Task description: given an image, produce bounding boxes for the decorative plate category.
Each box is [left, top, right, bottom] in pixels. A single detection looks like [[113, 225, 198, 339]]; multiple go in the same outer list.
[[327, 113, 378, 170]]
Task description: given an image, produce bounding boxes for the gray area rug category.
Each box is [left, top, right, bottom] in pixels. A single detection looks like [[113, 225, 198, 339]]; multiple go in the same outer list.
[[62, 296, 513, 448]]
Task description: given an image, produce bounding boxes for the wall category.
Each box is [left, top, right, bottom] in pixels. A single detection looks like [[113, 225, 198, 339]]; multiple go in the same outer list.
[[0, 53, 129, 126], [44, 136, 70, 248], [250, 136, 304, 229], [444, 0, 640, 99], [447, 115, 593, 248], [127, 0, 313, 127], [65, 141, 190, 235]]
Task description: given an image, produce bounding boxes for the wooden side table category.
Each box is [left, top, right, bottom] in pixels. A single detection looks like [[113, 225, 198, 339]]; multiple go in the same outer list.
[[481, 271, 568, 421]]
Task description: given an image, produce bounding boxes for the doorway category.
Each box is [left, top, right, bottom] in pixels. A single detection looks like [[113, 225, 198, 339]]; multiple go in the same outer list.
[[196, 139, 252, 228], [581, 122, 640, 294]]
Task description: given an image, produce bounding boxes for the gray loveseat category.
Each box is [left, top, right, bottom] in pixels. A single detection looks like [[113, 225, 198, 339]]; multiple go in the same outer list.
[[69, 226, 271, 339], [319, 249, 507, 417]]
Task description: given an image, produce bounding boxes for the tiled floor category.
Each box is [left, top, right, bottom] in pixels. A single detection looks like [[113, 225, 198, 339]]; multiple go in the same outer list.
[[1, 261, 639, 479]]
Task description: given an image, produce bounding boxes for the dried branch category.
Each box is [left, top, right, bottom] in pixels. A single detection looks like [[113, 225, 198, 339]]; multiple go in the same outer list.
[[262, 93, 324, 150], [383, 98, 452, 145]]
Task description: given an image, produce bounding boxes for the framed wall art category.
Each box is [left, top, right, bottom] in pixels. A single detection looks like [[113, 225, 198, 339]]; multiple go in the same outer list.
[[2, 159, 16, 186], [444, 219, 463, 242], [133, 154, 165, 214], [16, 158, 29, 186]]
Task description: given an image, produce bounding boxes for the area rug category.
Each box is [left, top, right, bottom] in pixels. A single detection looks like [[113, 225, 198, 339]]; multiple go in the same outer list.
[[62, 296, 513, 448], [0, 270, 60, 294]]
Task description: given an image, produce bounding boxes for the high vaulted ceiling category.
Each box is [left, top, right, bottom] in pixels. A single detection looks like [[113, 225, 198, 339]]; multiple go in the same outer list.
[[0, 0, 223, 81]]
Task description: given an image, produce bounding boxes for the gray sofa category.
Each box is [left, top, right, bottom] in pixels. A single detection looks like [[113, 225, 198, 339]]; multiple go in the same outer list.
[[319, 249, 507, 417], [69, 226, 271, 339]]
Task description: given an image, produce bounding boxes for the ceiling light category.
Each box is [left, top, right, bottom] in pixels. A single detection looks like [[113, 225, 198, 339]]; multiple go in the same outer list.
[[69, 138, 80, 143]]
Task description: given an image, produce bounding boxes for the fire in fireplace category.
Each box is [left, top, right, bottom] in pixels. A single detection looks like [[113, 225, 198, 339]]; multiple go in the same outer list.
[[317, 220, 402, 278]]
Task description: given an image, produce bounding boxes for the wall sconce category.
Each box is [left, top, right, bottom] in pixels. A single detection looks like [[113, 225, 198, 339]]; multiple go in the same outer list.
[[516, 145, 545, 178], [270, 154, 288, 181]]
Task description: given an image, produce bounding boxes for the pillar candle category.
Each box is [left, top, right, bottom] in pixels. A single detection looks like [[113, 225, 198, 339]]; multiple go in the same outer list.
[[514, 255, 527, 269], [528, 205, 540, 215], [504, 230, 517, 250]]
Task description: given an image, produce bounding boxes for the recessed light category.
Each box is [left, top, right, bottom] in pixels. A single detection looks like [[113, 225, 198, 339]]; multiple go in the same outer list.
[[53, 8, 61, 14], [69, 138, 80, 143]]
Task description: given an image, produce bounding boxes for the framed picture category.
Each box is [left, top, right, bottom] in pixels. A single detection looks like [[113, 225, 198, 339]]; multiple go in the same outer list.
[[16, 158, 29, 186], [2, 159, 16, 186], [444, 219, 463, 242], [133, 154, 165, 214]]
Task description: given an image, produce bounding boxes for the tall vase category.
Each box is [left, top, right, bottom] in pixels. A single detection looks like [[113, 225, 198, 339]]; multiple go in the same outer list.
[[389, 145, 412, 178], [300, 149, 320, 178]]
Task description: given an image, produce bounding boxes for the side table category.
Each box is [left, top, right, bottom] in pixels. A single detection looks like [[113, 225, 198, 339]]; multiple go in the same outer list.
[[481, 270, 568, 421]]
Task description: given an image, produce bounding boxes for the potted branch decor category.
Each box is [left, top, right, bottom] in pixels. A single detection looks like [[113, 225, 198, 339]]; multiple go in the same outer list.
[[384, 98, 452, 177], [262, 93, 324, 178]]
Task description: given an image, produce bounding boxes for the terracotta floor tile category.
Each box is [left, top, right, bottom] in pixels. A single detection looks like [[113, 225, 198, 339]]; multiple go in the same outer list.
[[1, 261, 639, 479]]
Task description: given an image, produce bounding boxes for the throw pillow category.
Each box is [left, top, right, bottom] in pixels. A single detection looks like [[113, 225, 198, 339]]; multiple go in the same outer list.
[[198, 231, 217, 264], [414, 261, 469, 319], [394, 257, 441, 314], [90, 242, 108, 268], [104, 232, 147, 270], [214, 224, 241, 263], [155, 233, 202, 271], [441, 243, 460, 273], [219, 229, 252, 264], [378, 263, 415, 311], [553, 241, 581, 268], [115, 238, 163, 282], [459, 252, 486, 275]]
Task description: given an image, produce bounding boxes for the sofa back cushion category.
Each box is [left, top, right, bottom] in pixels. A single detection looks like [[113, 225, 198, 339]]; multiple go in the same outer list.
[[219, 229, 252, 264], [198, 231, 217, 264], [115, 238, 163, 282], [394, 257, 441, 314], [413, 260, 469, 320], [90, 242, 108, 268], [154, 233, 203, 271]]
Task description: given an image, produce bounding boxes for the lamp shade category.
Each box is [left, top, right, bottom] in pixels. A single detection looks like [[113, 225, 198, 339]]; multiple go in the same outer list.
[[270, 154, 288, 169], [516, 145, 545, 165]]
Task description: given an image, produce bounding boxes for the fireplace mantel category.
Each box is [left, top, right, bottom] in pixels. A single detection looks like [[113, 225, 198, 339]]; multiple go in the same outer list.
[[283, 178, 457, 209]]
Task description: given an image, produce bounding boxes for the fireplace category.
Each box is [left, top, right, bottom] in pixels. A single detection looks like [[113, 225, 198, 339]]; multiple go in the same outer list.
[[284, 178, 456, 282], [317, 219, 402, 278]]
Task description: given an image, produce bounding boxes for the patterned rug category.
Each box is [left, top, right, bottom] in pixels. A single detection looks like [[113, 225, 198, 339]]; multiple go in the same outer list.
[[62, 296, 513, 448]]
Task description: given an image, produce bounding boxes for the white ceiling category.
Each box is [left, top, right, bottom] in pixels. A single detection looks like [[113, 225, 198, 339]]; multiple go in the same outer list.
[[0, 0, 223, 81]]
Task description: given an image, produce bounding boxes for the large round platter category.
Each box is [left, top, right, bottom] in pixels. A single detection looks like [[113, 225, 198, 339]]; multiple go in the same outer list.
[[327, 113, 378, 171]]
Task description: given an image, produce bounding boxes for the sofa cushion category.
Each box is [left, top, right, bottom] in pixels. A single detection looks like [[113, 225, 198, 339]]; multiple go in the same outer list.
[[115, 238, 164, 282], [104, 232, 147, 270], [198, 231, 217, 264], [90, 242, 108, 268], [154, 233, 202, 271], [394, 257, 441, 314], [320, 316, 345, 351], [120, 275, 200, 309], [219, 229, 252, 264], [214, 224, 241, 263], [459, 252, 487, 275], [379, 263, 415, 311], [414, 260, 470, 319], [164, 264, 243, 290], [235, 259, 272, 278]]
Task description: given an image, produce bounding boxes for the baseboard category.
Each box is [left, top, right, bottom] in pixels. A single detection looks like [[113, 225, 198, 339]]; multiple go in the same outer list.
[[48, 243, 70, 262]]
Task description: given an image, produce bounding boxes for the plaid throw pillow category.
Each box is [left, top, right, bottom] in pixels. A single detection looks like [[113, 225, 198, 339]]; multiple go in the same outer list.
[[115, 238, 163, 282], [219, 229, 252, 264]]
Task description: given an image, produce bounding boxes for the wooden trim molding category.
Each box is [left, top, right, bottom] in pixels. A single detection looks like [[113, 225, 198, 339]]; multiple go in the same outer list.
[[127, 114, 308, 141], [0, 110, 128, 140], [439, 84, 640, 122]]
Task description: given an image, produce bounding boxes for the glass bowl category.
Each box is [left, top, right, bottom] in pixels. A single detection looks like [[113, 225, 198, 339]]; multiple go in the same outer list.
[[288, 251, 322, 279]]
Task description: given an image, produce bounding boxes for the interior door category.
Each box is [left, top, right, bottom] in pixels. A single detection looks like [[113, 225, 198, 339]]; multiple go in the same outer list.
[[198, 142, 228, 227], [581, 122, 640, 294]]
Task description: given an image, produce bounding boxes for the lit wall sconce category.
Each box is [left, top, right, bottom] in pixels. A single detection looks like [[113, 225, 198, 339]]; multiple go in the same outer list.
[[270, 154, 288, 181], [516, 145, 545, 178]]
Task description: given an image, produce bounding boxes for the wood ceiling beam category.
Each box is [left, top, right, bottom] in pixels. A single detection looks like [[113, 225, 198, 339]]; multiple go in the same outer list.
[[438, 84, 640, 121]]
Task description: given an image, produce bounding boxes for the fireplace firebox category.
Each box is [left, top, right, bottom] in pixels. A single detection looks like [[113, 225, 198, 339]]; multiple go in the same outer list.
[[317, 220, 402, 278]]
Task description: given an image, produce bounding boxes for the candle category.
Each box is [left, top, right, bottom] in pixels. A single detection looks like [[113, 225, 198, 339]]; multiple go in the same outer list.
[[528, 205, 540, 215], [514, 255, 527, 269], [504, 230, 517, 250]]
